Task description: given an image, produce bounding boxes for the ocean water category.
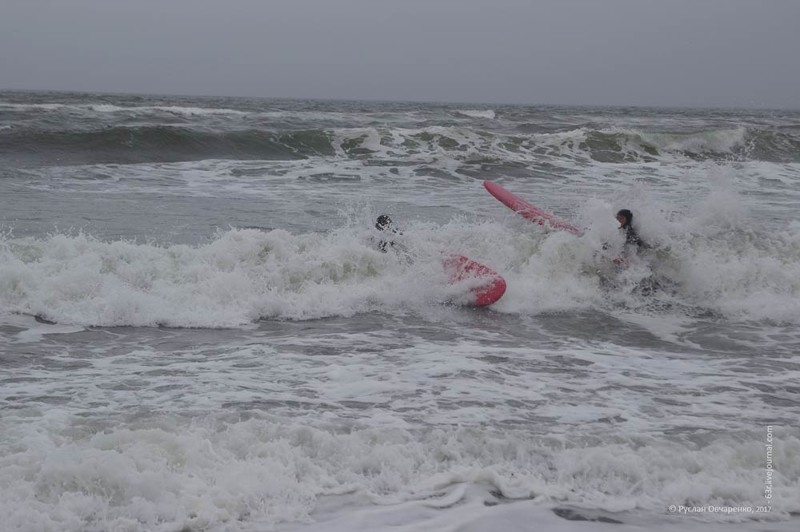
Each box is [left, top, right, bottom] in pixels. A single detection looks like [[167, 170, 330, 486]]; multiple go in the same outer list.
[[1, 91, 799, 532]]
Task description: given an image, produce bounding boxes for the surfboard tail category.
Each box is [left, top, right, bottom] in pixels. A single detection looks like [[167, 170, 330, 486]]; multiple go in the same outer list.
[[443, 254, 506, 307]]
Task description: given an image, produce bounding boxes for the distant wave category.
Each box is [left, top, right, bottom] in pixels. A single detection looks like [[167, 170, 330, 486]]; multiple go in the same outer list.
[[583, 127, 800, 163], [2, 122, 798, 166], [329, 125, 800, 164], [575, 127, 750, 162], [0, 102, 249, 117], [0, 100, 417, 124], [455, 109, 496, 119], [0, 126, 335, 164]]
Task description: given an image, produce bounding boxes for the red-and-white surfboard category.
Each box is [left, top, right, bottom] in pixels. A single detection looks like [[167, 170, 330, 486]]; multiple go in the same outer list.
[[443, 254, 506, 307], [483, 180, 582, 235]]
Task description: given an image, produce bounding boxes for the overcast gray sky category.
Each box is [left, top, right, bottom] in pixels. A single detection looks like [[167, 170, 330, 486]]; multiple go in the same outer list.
[[2, 0, 799, 108]]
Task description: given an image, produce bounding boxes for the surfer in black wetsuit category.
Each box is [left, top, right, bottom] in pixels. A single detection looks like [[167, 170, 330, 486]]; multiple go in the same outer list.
[[616, 209, 648, 251], [374, 214, 413, 262], [375, 214, 398, 252], [614, 208, 662, 295]]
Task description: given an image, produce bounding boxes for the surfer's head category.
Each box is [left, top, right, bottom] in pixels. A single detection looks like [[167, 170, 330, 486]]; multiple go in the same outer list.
[[375, 215, 392, 231], [616, 209, 633, 227]]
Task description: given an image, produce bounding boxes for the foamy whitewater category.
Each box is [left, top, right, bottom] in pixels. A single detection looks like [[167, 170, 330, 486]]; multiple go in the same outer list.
[[1, 91, 799, 532]]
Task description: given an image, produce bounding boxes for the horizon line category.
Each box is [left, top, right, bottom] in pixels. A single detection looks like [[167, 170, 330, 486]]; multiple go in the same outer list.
[[2, 87, 798, 113]]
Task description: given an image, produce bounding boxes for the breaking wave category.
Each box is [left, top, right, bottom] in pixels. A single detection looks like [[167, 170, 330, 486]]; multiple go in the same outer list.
[[3, 210, 800, 328]]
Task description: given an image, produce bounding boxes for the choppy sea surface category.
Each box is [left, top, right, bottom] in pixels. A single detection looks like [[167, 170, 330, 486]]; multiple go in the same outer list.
[[1, 91, 799, 532]]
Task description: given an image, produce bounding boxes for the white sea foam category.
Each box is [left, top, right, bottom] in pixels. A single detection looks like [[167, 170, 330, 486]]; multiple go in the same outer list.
[[0, 226, 486, 326], [1, 413, 797, 532], [3, 313, 799, 530]]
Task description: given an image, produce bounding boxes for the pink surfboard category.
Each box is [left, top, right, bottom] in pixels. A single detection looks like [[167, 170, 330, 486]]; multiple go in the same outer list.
[[443, 254, 506, 307], [483, 180, 582, 235]]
